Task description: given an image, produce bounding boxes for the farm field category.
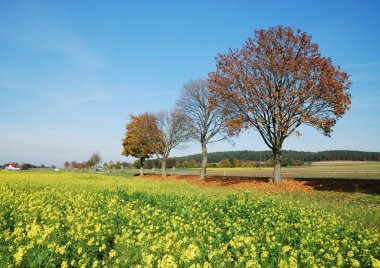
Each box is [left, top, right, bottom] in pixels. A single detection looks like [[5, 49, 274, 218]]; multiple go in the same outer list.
[[0, 171, 379, 267], [129, 161, 380, 179]]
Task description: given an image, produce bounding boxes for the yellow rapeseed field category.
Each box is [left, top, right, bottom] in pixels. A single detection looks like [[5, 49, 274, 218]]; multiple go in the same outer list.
[[0, 171, 379, 267]]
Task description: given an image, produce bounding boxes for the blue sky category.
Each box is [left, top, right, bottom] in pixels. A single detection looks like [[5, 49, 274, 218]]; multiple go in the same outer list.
[[0, 1, 379, 166]]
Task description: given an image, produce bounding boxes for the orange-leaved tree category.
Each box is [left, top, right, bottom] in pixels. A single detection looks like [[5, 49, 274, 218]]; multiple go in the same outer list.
[[209, 26, 351, 183], [122, 113, 164, 176]]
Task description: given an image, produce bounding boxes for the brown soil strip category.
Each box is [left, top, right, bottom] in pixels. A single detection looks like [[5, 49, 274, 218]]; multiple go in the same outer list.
[[139, 174, 380, 195]]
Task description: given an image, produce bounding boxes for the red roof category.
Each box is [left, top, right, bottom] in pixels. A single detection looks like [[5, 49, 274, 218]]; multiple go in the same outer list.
[[4, 162, 21, 168]]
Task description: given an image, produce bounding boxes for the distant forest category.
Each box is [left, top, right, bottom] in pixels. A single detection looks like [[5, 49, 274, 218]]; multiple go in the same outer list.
[[173, 150, 380, 163], [138, 150, 380, 169]]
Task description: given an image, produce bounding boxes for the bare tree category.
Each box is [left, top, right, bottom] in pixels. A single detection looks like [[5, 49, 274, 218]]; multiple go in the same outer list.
[[156, 109, 190, 177], [177, 79, 229, 180], [88, 152, 102, 171], [70, 161, 76, 169], [64, 161, 70, 171]]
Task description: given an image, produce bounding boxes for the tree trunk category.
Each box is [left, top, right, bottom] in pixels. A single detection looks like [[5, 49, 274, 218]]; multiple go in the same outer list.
[[273, 148, 282, 183], [161, 157, 167, 177], [140, 158, 144, 176], [200, 142, 207, 180]]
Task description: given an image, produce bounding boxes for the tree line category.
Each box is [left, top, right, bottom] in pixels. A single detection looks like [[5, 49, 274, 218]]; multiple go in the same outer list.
[[173, 150, 380, 163], [139, 150, 380, 169], [121, 26, 352, 183], [63, 152, 102, 171]]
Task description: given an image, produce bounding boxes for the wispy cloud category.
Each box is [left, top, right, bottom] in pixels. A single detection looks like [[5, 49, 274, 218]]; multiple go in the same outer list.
[[342, 61, 380, 69], [0, 72, 31, 92], [341, 61, 380, 83], [119, 90, 178, 100], [0, 71, 102, 102], [0, 13, 105, 69], [352, 95, 380, 109], [43, 89, 112, 106]]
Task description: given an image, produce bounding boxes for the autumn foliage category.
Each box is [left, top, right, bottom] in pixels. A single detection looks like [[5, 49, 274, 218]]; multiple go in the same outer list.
[[122, 113, 163, 175], [208, 26, 352, 183]]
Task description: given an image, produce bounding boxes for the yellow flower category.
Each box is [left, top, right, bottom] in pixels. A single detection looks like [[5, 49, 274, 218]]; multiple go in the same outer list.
[[98, 244, 106, 252], [67, 215, 74, 223], [246, 259, 260, 267], [61, 260, 68, 268], [14, 246, 26, 266], [158, 255, 177, 268], [92, 260, 99, 267], [261, 251, 269, 259], [282, 245, 292, 253], [278, 259, 289, 268], [289, 256, 298, 267], [142, 253, 155, 266], [203, 261, 212, 268], [109, 249, 116, 258], [351, 259, 360, 267], [181, 244, 200, 263], [56, 245, 66, 255], [87, 238, 94, 246], [371, 257, 380, 268]]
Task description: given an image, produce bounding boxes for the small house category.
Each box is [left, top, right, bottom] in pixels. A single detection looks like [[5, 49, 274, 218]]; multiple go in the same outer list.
[[4, 162, 21, 171]]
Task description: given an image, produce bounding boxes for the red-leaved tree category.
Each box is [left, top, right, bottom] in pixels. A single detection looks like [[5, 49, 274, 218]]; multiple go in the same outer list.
[[209, 26, 351, 183]]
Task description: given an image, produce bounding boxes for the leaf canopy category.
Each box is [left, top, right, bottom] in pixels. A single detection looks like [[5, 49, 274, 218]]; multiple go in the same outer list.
[[122, 113, 164, 161]]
